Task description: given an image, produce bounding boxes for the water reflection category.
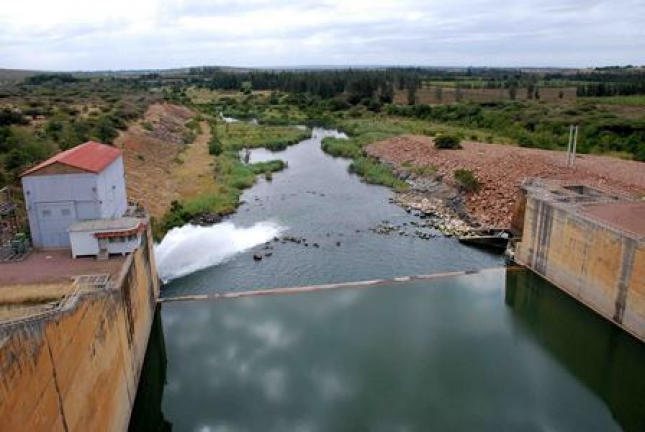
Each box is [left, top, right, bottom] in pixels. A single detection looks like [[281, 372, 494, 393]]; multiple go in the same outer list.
[[505, 270, 645, 432], [133, 270, 645, 431]]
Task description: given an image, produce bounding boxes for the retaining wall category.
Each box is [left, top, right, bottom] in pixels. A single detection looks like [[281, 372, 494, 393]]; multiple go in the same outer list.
[[515, 195, 645, 342], [0, 227, 160, 432]]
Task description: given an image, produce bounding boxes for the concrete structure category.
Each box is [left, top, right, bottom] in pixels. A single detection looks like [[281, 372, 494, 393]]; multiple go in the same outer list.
[[513, 179, 645, 342], [21, 142, 127, 249], [394, 86, 577, 105], [69, 218, 146, 259], [0, 224, 160, 432]]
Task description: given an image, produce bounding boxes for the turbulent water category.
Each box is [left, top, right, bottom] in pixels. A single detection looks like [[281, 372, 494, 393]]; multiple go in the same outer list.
[[155, 221, 285, 282]]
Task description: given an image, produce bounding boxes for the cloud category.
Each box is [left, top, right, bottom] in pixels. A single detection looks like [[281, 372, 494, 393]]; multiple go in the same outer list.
[[0, 0, 643, 70]]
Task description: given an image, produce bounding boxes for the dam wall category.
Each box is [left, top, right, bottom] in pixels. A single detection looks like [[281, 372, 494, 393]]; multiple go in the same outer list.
[[0, 227, 160, 432], [514, 180, 645, 342]]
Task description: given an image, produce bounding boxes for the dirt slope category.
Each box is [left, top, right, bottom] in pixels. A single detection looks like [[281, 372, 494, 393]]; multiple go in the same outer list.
[[115, 103, 213, 219], [368, 135, 645, 227]]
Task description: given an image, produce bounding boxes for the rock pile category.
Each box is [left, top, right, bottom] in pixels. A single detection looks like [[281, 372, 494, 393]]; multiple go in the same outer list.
[[368, 135, 645, 227]]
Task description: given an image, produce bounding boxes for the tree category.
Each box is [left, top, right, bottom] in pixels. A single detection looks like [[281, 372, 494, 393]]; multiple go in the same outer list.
[[240, 81, 253, 95]]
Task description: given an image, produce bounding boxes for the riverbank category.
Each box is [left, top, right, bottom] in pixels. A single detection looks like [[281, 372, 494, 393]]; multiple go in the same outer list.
[[156, 118, 310, 236], [367, 135, 645, 228]]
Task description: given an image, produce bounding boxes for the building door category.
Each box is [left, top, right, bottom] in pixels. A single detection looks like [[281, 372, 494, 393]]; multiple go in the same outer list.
[[36, 202, 76, 248]]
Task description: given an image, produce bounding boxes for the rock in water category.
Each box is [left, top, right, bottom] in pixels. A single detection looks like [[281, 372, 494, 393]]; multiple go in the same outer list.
[[253, 253, 263, 261]]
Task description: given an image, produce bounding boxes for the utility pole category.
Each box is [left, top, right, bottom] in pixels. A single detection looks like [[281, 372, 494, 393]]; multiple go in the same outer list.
[[571, 125, 579, 168], [566, 125, 574, 166], [565, 125, 579, 168]]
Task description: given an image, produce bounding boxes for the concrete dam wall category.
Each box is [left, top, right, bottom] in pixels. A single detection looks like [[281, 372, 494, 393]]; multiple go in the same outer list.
[[0, 228, 160, 432], [514, 180, 645, 342]]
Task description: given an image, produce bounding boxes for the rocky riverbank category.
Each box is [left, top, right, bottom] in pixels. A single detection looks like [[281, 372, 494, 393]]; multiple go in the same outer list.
[[367, 134, 645, 228]]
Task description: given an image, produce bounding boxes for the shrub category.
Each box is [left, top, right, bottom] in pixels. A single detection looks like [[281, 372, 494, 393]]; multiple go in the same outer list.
[[434, 134, 462, 149], [208, 137, 223, 155], [454, 168, 481, 192], [250, 160, 287, 174]]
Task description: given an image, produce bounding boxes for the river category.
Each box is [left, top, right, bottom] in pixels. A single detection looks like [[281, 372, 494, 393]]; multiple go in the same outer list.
[[130, 128, 645, 431]]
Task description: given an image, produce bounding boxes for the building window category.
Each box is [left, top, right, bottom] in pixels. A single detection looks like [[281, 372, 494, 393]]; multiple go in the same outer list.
[[42, 209, 51, 217], [61, 209, 71, 216]]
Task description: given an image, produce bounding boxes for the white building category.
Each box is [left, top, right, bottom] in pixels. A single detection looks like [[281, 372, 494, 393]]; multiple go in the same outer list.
[[69, 218, 145, 259], [21, 141, 143, 258]]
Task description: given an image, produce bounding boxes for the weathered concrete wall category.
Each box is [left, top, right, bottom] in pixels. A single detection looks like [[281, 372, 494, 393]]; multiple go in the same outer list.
[[515, 196, 645, 342], [0, 227, 159, 432], [394, 86, 577, 105]]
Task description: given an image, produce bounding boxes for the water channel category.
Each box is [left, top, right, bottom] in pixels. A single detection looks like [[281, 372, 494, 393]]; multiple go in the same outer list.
[[131, 128, 645, 431]]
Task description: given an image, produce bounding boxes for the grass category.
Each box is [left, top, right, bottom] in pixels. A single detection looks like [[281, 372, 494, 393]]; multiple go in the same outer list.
[[402, 161, 438, 177], [454, 168, 481, 192], [215, 121, 310, 151], [156, 119, 298, 237], [583, 95, 645, 106], [349, 157, 408, 192], [250, 159, 287, 174]]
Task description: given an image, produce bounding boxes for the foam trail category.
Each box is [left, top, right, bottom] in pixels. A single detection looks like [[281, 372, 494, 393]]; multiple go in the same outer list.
[[155, 221, 285, 282]]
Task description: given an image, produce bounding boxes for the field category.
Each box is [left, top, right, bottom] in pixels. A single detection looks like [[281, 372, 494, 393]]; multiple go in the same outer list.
[[583, 95, 645, 106]]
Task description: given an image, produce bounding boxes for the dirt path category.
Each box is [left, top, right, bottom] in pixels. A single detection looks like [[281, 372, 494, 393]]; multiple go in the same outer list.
[[173, 121, 216, 198]]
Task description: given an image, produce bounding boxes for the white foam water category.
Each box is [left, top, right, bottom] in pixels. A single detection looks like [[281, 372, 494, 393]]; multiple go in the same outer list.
[[155, 221, 285, 282]]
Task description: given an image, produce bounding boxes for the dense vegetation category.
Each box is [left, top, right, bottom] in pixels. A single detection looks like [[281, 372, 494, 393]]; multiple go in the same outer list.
[[387, 100, 645, 160], [0, 76, 161, 183]]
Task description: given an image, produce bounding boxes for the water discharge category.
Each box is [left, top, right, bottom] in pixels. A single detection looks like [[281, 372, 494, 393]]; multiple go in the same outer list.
[[154, 221, 285, 282]]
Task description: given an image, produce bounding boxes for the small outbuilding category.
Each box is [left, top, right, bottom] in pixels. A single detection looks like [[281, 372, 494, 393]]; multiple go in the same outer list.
[[21, 141, 128, 249], [69, 218, 146, 259]]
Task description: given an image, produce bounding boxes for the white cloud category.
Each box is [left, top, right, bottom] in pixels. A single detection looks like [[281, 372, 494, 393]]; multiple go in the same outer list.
[[0, 0, 643, 70]]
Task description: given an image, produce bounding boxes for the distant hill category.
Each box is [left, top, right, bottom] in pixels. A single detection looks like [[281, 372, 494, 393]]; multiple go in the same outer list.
[[0, 68, 42, 84]]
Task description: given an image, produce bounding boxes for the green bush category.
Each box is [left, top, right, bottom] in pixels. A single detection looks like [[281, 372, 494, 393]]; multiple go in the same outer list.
[[434, 134, 462, 149], [208, 137, 223, 155], [454, 168, 481, 192], [250, 160, 287, 174]]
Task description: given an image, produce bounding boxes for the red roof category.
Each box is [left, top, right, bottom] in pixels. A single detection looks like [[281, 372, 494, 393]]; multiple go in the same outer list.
[[22, 141, 122, 176]]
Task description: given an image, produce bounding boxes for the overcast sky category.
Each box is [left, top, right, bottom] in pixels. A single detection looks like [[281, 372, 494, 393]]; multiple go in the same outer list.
[[1, 0, 643, 71]]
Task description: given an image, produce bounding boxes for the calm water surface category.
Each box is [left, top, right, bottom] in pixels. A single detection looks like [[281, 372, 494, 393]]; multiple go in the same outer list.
[[131, 128, 645, 431], [132, 270, 645, 431]]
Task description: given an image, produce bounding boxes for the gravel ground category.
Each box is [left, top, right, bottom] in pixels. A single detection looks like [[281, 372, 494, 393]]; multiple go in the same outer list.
[[367, 135, 645, 227]]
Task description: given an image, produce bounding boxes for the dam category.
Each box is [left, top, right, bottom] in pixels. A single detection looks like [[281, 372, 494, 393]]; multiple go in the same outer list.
[[2, 131, 644, 431], [513, 179, 645, 342], [0, 225, 159, 431]]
